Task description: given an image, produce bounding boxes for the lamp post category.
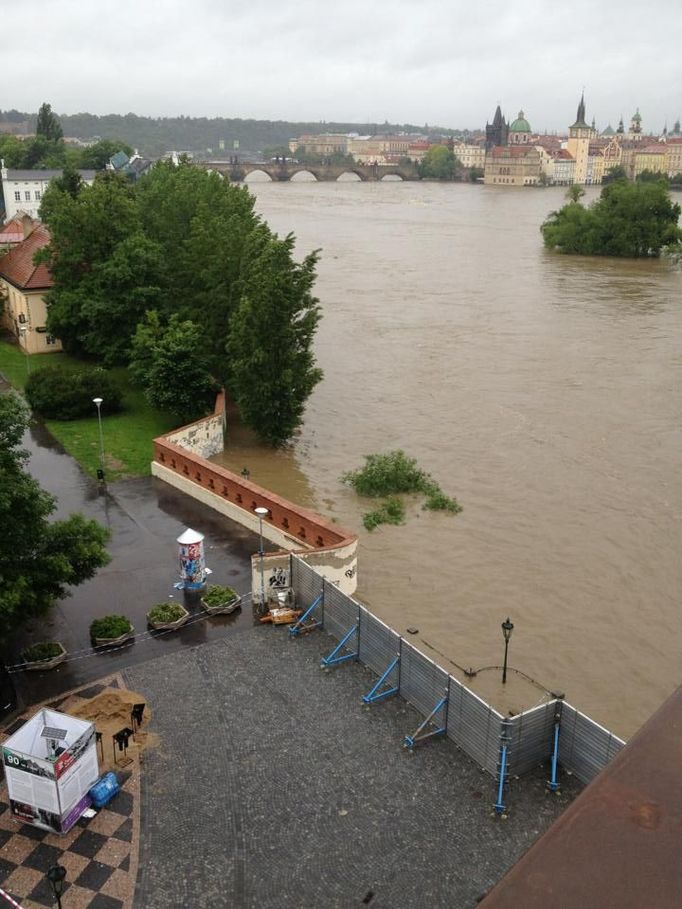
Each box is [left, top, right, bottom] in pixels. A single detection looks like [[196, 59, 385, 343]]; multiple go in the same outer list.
[[47, 864, 67, 909], [501, 617, 514, 685], [92, 397, 105, 481], [18, 325, 30, 375], [254, 506, 269, 607]]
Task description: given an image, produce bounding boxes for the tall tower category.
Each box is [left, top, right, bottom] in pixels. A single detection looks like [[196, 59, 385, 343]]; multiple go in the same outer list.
[[566, 92, 593, 184], [485, 105, 508, 150], [629, 108, 643, 140]]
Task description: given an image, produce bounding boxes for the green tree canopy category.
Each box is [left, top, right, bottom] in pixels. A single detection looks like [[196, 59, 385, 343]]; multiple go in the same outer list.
[[602, 164, 628, 185], [78, 138, 134, 170], [41, 172, 163, 363], [542, 180, 682, 257], [418, 145, 461, 180], [36, 102, 63, 141], [130, 313, 216, 422], [227, 231, 323, 446], [0, 393, 110, 639]]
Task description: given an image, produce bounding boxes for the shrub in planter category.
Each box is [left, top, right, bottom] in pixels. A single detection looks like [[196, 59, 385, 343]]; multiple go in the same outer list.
[[147, 602, 188, 629], [90, 614, 134, 645], [25, 366, 123, 420], [202, 584, 239, 610], [22, 641, 66, 669]]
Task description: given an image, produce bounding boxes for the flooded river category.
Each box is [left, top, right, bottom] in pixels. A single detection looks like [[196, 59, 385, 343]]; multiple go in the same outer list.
[[214, 179, 682, 737]]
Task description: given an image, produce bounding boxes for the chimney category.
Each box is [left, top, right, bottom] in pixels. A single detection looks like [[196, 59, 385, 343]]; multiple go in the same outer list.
[[21, 213, 34, 239]]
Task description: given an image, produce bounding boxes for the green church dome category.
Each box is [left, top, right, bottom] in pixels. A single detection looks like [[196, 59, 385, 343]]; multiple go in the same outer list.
[[509, 110, 531, 132]]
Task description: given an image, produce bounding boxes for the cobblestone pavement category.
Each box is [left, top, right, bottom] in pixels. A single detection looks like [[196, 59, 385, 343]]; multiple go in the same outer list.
[[0, 675, 140, 909], [127, 627, 579, 909]]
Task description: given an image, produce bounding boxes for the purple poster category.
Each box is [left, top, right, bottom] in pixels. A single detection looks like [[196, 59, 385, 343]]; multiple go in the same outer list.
[[60, 793, 92, 833]]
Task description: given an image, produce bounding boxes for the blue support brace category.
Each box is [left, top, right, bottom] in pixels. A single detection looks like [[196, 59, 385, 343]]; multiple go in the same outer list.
[[547, 720, 561, 792], [289, 593, 323, 637], [403, 695, 448, 749], [362, 656, 400, 705], [320, 623, 359, 667], [494, 733, 510, 815]]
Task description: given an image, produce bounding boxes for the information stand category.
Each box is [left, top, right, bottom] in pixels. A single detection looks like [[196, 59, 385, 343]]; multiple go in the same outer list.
[[2, 708, 99, 834]]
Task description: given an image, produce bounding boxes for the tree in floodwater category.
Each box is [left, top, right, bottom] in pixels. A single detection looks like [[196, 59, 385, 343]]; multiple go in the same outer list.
[[542, 180, 682, 257]]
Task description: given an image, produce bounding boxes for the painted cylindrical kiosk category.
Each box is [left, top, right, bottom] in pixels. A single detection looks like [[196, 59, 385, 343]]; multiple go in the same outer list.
[[177, 528, 207, 591]]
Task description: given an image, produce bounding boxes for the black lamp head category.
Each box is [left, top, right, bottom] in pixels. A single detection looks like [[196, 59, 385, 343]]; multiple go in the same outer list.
[[501, 617, 514, 642]]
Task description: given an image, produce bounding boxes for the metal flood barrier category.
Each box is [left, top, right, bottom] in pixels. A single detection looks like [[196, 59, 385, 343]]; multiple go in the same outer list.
[[287, 556, 625, 808]]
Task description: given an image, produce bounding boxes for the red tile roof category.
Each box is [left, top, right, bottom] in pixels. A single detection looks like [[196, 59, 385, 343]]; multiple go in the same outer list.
[[0, 224, 52, 290], [0, 216, 35, 245]]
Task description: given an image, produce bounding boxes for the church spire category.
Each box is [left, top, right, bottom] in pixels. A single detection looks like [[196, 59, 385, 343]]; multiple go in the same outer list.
[[570, 91, 589, 129]]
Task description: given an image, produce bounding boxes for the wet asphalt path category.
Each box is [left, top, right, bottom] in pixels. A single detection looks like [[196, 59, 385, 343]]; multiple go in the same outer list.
[[8, 414, 261, 708]]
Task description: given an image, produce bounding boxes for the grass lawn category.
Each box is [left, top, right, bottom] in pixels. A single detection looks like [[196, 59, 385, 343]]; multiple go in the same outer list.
[[0, 338, 177, 479]]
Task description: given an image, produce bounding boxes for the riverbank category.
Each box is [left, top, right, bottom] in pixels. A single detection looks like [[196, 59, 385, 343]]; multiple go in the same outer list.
[[0, 338, 176, 479]]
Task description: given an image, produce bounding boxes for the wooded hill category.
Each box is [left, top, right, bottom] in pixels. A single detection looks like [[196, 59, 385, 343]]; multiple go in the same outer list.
[[0, 109, 464, 159]]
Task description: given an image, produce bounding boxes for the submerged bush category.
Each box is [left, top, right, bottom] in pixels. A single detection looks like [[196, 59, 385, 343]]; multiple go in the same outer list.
[[343, 450, 463, 529], [362, 496, 406, 531], [25, 366, 123, 420]]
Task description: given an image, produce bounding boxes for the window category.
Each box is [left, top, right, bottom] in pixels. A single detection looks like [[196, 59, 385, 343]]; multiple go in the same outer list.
[[35, 190, 41, 201], [14, 191, 20, 201], [24, 191, 31, 201], [46, 335, 57, 346]]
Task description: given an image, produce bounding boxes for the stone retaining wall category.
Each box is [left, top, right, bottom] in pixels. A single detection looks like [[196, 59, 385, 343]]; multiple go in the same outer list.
[[152, 394, 358, 595]]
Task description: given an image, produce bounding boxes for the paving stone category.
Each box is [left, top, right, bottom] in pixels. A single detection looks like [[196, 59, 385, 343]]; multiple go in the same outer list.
[[127, 626, 580, 909]]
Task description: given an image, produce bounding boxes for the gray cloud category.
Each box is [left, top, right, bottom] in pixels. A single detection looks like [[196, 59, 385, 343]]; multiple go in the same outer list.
[[5, 0, 681, 131]]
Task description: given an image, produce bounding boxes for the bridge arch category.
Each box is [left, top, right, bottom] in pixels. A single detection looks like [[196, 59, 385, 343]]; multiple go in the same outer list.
[[243, 169, 274, 183], [289, 169, 319, 182], [336, 170, 364, 182]]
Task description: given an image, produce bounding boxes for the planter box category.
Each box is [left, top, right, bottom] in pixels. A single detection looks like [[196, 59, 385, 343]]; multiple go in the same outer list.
[[201, 595, 241, 616], [92, 627, 135, 648], [23, 643, 67, 672], [147, 605, 190, 631]]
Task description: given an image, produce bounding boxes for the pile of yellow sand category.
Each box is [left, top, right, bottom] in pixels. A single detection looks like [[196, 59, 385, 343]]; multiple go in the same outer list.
[[61, 688, 158, 774]]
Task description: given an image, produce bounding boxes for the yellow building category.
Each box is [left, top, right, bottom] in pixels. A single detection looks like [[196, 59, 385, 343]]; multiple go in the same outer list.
[[484, 146, 542, 185], [566, 93, 597, 183], [634, 145, 668, 177], [0, 223, 61, 354], [454, 142, 486, 170], [289, 134, 349, 157], [666, 140, 682, 177]]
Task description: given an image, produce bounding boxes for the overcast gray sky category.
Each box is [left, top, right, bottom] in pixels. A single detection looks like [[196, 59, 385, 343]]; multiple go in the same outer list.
[[6, 0, 681, 132]]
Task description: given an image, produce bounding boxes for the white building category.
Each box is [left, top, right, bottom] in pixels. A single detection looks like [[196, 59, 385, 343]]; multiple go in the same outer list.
[[0, 166, 96, 220]]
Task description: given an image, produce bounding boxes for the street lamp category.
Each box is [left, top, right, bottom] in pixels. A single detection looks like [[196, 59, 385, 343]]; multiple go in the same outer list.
[[18, 325, 30, 375], [501, 617, 514, 685], [92, 397, 106, 481], [254, 506, 269, 607], [47, 864, 67, 909]]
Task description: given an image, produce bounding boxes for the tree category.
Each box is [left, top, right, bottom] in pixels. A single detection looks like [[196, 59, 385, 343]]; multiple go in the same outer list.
[[636, 169, 669, 184], [79, 139, 134, 170], [602, 165, 628, 185], [469, 166, 484, 182], [0, 393, 110, 639], [566, 184, 585, 203], [36, 102, 63, 141], [41, 172, 163, 363], [130, 313, 215, 422], [418, 145, 460, 180], [227, 231, 323, 446], [542, 180, 682, 257]]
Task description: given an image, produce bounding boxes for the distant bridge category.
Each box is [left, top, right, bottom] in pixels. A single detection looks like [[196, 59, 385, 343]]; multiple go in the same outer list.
[[200, 160, 421, 182]]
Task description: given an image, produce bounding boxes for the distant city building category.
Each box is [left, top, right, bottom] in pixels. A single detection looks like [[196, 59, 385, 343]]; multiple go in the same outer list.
[[453, 141, 486, 170], [0, 166, 96, 219], [566, 92, 597, 184], [484, 145, 542, 185], [508, 111, 532, 145]]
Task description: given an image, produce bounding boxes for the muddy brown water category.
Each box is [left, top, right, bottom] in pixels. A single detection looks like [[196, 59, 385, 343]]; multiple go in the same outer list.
[[213, 179, 682, 738]]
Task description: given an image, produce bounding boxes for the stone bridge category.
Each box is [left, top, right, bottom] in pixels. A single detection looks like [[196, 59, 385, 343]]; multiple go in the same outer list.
[[200, 160, 420, 182]]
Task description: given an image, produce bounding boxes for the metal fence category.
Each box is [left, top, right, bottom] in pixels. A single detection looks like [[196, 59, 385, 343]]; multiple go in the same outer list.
[[288, 556, 625, 790]]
